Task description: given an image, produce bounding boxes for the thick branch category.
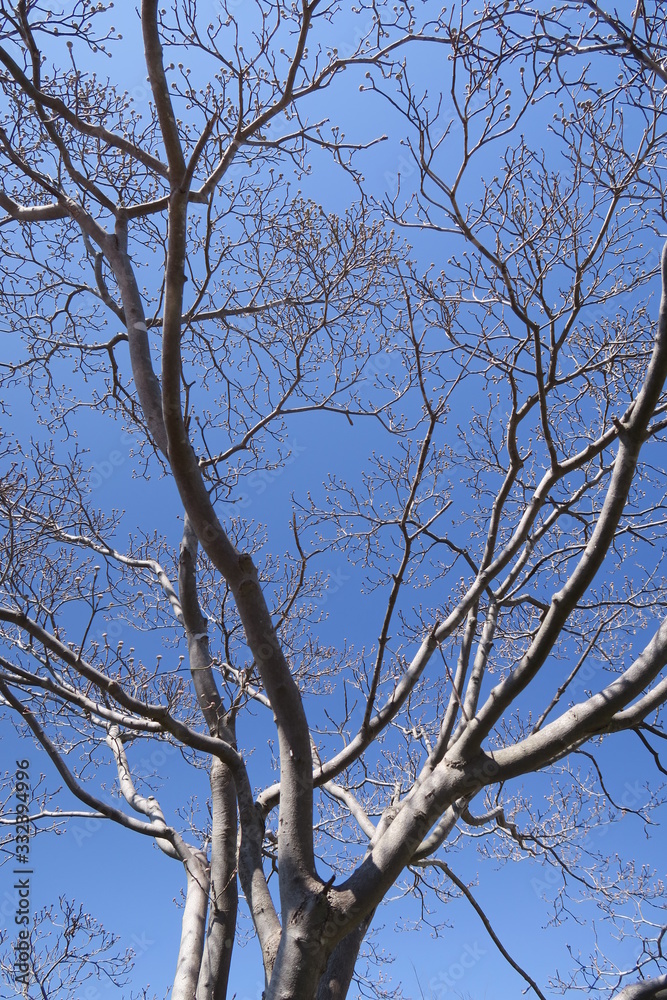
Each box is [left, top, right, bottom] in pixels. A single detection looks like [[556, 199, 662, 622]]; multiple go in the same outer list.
[[0, 677, 180, 845], [148, 22, 317, 907], [492, 615, 667, 779], [0, 190, 66, 223], [197, 757, 238, 1000], [0, 607, 242, 769], [463, 243, 667, 749], [172, 849, 211, 1000], [177, 519, 279, 973], [106, 725, 180, 859], [316, 911, 375, 1000], [615, 978, 667, 1000], [179, 516, 226, 735]]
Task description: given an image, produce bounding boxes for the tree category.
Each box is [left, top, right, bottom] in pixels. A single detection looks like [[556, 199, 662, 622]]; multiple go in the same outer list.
[[0, 898, 145, 1000], [0, 1, 666, 997]]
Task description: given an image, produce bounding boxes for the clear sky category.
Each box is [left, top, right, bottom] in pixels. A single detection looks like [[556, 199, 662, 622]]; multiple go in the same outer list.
[[1, 3, 666, 1000]]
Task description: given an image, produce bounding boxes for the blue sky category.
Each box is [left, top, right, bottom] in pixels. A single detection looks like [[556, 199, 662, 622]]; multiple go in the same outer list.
[[1, 3, 667, 999]]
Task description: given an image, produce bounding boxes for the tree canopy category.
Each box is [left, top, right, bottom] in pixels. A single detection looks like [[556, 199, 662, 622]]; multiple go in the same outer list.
[[0, 2, 666, 998]]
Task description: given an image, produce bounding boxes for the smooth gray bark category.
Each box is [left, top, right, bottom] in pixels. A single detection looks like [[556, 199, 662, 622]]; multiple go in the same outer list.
[[616, 978, 667, 1000], [1, 6, 666, 1000], [172, 851, 210, 1000], [140, 0, 318, 913], [197, 758, 238, 1000], [316, 912, 375, 1000], [263, 908, 332, 1000]]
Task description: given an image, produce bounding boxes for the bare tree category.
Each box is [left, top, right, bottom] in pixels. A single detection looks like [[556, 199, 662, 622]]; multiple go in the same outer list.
[[0, 2, 666, 998], [0, 898, 152, 1000]]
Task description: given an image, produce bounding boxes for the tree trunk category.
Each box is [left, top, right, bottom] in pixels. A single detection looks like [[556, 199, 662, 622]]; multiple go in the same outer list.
[[197, 757, 238, 1000], [316, 912, 375, 1000], [264, 916, 332, 1000], [172, 852, 210, 1000]]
